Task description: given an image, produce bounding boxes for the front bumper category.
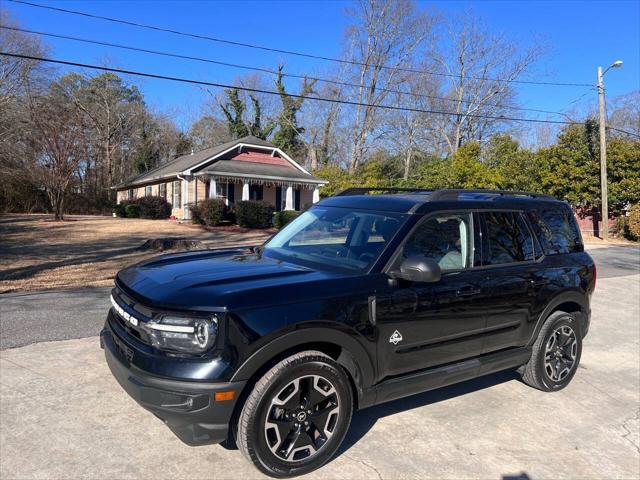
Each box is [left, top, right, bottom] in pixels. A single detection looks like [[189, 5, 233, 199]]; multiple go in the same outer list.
[[101, 325, 245, 446]]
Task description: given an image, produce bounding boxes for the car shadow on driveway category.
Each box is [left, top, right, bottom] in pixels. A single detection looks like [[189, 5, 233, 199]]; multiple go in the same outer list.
[[337, 369, 520, 456]]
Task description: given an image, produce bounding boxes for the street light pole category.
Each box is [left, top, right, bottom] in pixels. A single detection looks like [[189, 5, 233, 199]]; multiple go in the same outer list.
[[597, 66, 609, 240], [596, 60, 622, 240]]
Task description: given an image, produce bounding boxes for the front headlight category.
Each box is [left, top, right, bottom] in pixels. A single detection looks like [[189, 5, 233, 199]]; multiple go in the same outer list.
[[142, 315, 218, 354]]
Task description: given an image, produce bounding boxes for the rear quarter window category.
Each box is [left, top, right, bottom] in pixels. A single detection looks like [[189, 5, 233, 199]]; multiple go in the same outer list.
[[529, 206, 583, 255]]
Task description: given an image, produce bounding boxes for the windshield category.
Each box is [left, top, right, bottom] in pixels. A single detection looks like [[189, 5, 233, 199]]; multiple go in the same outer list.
[[262, 207, 407, 272]]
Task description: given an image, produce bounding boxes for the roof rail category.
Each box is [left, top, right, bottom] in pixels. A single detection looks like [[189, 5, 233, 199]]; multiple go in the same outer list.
[[336, 187, 433, 196], [429, 189, 554, 201]]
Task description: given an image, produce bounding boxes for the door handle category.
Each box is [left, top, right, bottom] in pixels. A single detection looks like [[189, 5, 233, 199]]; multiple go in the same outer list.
[[529, 279, 549, 288], [455, 287, 481, 297]]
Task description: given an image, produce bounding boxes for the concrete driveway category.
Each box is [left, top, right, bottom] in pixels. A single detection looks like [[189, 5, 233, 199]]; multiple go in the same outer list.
[[1, 245, 638, 479]]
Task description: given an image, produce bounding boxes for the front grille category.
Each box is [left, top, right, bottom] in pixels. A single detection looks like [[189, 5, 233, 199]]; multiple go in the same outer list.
[[113, 312, 145, 342], [111, 288, 153, 345]]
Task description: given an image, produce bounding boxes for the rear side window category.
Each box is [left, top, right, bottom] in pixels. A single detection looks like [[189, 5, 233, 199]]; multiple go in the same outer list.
[[530, 207, 582, 255], [482, 212, 535, 265]]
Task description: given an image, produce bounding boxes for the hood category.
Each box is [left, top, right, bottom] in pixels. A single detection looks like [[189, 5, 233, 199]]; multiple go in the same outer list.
[[116, 248, 340, 311]]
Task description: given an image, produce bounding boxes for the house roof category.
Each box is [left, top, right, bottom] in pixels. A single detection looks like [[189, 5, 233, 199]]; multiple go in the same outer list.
[[198, 160, 327, 184], [114, 135, 286, 188]]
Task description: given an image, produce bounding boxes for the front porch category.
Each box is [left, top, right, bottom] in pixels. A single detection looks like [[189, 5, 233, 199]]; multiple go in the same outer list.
[[178, 175, 321, 220]]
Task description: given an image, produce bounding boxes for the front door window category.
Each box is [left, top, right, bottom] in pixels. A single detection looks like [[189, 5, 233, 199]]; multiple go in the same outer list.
[[401, 213, 474, 271]]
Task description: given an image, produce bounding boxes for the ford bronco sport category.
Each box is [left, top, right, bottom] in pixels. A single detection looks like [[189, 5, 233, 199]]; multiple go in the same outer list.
[[101, 188, 595, 477]]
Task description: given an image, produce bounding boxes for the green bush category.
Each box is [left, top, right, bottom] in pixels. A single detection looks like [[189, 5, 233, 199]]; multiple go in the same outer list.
[[190, 199, 227, 226], [135, 196, 172, 219], [113, 203, 125, 218], [235, 200, 274, 229], [125, 203, 140, 218], [273, 210, 301, 229], [627, 203, 640, 240], [113, 200, 133, 218], [113, 200, 129, 218], [189, 203, 203, 224]]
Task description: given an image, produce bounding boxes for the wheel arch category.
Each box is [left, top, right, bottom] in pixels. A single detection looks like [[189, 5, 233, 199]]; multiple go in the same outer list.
[[230, 327, 375, 411], [528, 291, 589, 346]]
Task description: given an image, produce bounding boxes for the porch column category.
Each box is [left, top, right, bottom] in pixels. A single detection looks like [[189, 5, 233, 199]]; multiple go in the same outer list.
[[242, 182, 250, 201], [182, 177, 190, 220], [285, 186, 294, 211], [312, 187, 320, 204], [209, 178, 217, 198]]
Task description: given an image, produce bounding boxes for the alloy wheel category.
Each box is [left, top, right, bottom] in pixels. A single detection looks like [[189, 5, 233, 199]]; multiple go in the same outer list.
[[544, 325, 578, 382], [264, 374, 340, 462]]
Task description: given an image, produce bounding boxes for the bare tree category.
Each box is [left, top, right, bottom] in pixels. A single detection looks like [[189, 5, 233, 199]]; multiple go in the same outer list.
[[188, 115, 231, 150], [344, 0, 434, 172], [56, 73, 146, 199], [0, 9, 49, 107], [25, 83, 86, 220], [425, 13, 543, 155], [608, 91, 640, 138]]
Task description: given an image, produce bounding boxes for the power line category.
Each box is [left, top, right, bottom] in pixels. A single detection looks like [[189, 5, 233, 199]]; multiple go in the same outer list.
[[0, 52, 583, 127], [7, 0, 594, 88], [607, 126, 640, 139], [1, 24, 573, 119]]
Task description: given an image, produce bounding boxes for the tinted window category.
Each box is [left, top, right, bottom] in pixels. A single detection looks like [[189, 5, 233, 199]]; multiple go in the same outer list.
[[483, 212, 535, 265], [531, 207, 582, 255], [402, 213, 474, 271]]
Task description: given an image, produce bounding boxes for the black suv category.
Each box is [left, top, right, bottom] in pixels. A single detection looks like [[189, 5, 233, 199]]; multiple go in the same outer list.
[[101, 188, 595, 477]]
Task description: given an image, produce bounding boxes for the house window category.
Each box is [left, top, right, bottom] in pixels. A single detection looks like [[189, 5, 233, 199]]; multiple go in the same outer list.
[[127, 189, 134, 200], [173, 180, 181, 208], [218, 182, 228, 198], [158, 183, 166, 199], [145, 185, 152, 197]]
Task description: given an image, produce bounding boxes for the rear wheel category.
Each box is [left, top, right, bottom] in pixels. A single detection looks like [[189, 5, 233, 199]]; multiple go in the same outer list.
[[237, 351, 353, 477], [522, 311, 582, 391]]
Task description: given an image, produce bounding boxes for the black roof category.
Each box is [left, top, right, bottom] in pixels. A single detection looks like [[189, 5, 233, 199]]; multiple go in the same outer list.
[[317, 188, 565, 214]]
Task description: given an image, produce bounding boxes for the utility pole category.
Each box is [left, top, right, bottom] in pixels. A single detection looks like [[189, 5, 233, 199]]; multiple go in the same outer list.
[[597, 66, 609, 240], [596, 60, 622, 240]]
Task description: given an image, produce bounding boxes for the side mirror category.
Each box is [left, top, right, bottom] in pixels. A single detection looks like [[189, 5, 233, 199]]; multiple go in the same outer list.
[[397, 255, 441, 283]]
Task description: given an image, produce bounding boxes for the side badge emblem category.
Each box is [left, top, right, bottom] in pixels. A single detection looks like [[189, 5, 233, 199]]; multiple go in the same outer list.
[[389, 330, 403, 345]]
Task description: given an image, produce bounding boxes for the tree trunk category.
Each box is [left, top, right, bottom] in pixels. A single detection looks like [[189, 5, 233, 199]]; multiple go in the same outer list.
[[309, 146, 318, 170], [403, 147, 413, 180]]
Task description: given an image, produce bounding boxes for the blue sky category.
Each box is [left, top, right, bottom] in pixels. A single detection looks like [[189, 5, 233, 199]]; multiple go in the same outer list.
[[5, 0, 639, 130]]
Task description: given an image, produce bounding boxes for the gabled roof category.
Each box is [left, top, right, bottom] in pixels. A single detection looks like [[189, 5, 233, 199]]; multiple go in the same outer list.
[[114, 135, 298, 188]]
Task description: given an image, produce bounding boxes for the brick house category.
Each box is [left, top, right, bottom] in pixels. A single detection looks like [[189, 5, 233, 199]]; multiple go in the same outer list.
[[114, 135, 327, 219]]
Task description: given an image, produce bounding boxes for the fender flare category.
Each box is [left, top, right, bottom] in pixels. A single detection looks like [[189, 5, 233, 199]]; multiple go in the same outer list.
[[230, 327, 375, 402], [527, 290, 589, 345]]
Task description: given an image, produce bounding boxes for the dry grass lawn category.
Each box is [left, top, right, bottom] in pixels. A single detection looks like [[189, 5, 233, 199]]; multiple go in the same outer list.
[[0, 214, 272, 293]]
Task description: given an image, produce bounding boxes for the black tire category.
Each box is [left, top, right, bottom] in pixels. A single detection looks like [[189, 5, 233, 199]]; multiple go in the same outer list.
[[522, 311, 582, 391], [237, 351, 353, 478]]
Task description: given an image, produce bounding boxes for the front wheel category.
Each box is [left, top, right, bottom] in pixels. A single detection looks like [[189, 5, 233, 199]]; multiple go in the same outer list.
[[237, 351, 353, 478], [522, 311, 582, 391]]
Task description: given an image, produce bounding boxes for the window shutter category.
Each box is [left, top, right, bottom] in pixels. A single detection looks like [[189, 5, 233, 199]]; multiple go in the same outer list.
[[275, 187, 282, 211]]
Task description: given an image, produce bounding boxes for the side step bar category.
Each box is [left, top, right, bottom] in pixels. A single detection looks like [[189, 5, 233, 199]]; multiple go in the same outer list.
[[373, 347, 532, 405]]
